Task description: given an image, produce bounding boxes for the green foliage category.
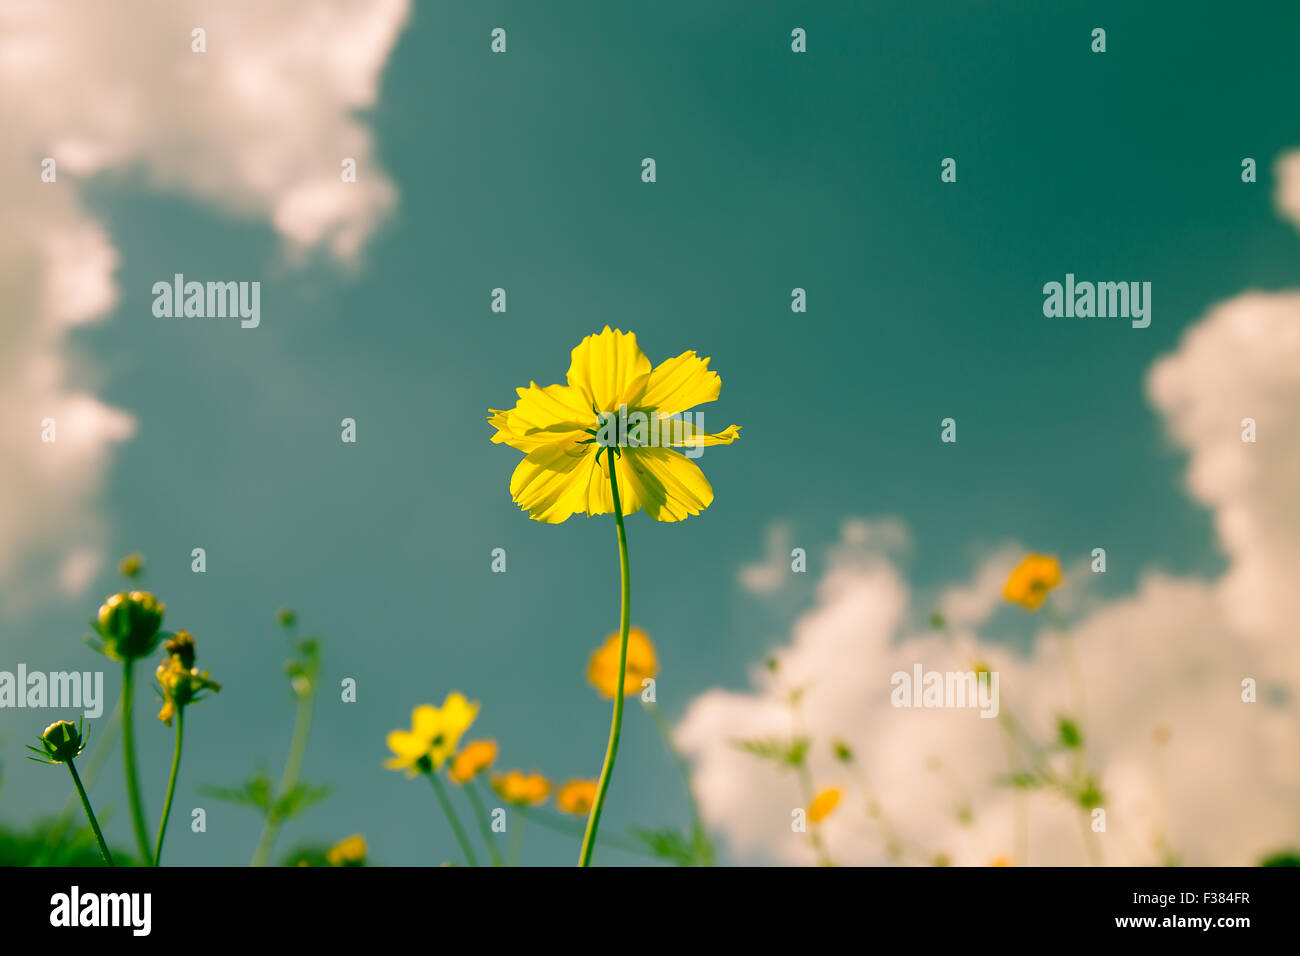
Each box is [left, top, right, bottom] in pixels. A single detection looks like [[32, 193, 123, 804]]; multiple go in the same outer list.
[[201, 771, 331, 821], [1260, 850, 1300, 866], [0, 819, 134, 867], [732, 735, 809, 769], [628, 825, 710, 867]]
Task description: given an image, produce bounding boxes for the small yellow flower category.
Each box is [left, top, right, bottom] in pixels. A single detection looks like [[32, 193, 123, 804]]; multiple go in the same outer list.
[[154, 631, 220, 726], [490, 770, 551, 806], [587, 627, 658, 698], [556, 779, 598, 816], [989, 855, 1013, 867], [326, 834, 368, 866], [118, 553, 144, 579], [488, 327, 741, 523], [448, 739, 499, 785], [808, 787, 841, 824], [1002, 554, 1063, 611], [385, 693, 480, 775]]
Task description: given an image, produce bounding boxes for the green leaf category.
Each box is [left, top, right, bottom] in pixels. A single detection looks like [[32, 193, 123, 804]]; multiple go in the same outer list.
[[200, 773, 275, 814], [629, 826, 698, 866], [1056, 717, 1082, 749]]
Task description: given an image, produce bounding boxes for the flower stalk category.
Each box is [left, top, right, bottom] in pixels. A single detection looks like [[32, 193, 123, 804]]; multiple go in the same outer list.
[[428, 769, 478, 866], [121, 659, 152, 864], [579, 451, 632, 867], [153, 708, 184, 866], [68, 759, 114, 867]]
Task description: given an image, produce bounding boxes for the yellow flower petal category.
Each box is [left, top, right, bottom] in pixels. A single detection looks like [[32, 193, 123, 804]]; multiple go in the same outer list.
[[566, 327, 651, 411], [657, 419, 742, 448], [509, 441, 600, 523], [639, 350, 721, 415], [489, 382, 592, 452], [618, 447, 714, 522]]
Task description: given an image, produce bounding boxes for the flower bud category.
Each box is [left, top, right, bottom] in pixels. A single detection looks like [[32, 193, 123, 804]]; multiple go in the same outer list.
[[119, 553, 145, 579], [164, 631, 196, 669], [95, 591, 165, 660], [39, 719, 86, 763]]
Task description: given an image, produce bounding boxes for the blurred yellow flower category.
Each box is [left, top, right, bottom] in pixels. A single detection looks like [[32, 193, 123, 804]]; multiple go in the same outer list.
[[1002, 554, 1062, 611], [448, 739, 498, 785], [488, 326, 741, 523], [989, 855, 1013, 867], [588, 626, 658, 698], [154, 632, 220, 726], [808, 787, 841, 824], [556, 779, 598, 816], [327, 834, 367, 866], [385, 693, 480, 775], [491, 770, 551, 806]]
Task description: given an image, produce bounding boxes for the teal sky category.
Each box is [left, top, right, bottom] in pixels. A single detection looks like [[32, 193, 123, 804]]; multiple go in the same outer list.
[[5, 2, 1300, 865]]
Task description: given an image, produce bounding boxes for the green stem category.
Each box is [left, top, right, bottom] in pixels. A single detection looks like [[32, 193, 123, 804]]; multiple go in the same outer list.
[[68, 759, 114, 866], [251, 689, 314, 867], [464, 781, 504, 866], [40, 696, 122, 864], [121, 659, 152, 864], [645, 701, 714, 865], [579, 451, 632, 867], [428, 771, 478, 866], [153, 708, 184, 866]]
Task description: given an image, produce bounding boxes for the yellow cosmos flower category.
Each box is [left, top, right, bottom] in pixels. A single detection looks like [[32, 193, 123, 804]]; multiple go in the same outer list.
[[556, 779, 598, 816], [491, 770, 551, 806], [1002, 553, 1063, 611], [448, 739, 498, 785], [587, 626, 658, 698], [808, 787, 841, 824], [154, 631, 220, 726], [326, 834, 368, 866], [488, 326, 741, 523], [385, 692, 480, 775]]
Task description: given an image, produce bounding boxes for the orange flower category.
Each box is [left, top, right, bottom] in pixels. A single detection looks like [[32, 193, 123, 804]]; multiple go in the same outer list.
[[491, 770, 551, 806], [587, 627, 658, 698], [556, 779, 598, 816], [1002, 554, 1062, 611], [449, 740, 499, 785], [808, 787, 841, 824]]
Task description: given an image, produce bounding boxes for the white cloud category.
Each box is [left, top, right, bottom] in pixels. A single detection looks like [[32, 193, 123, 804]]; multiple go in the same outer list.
[[738, 522, 793, 594], [0, 1, 409, 600], [679, 290, 1300, 866]]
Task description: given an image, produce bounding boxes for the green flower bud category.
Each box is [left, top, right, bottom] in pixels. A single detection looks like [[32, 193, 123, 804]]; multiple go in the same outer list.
[[95, 591, 165, 660], [277, 607, 297, 629], [38, 719, 86, 763]]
